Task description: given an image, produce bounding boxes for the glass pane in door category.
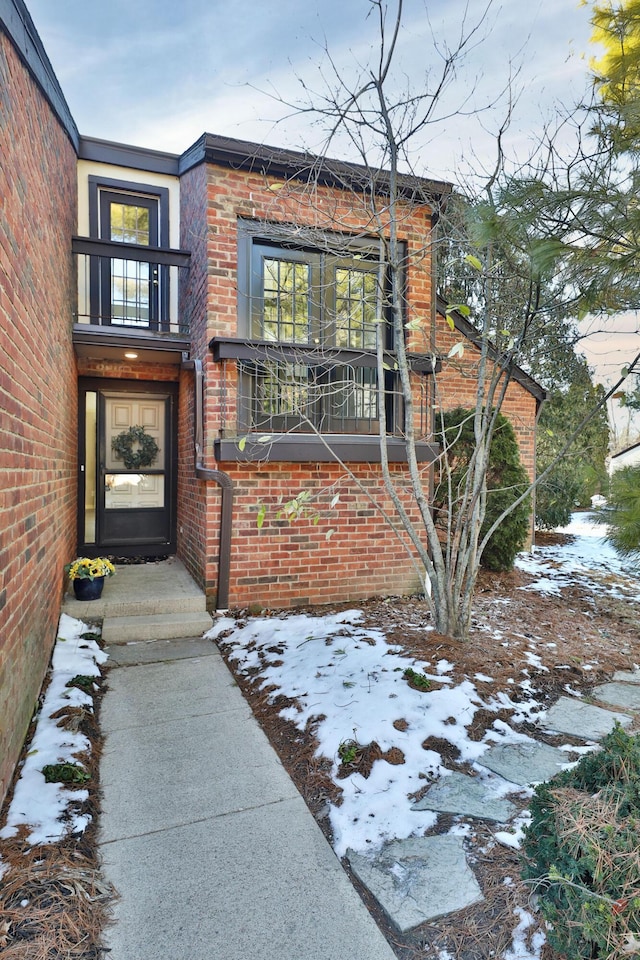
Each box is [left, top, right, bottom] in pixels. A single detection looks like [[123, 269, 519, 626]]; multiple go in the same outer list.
[[84, 391, 97, 543], [105, 474, 165, 509], [109, 202, 151, 325]]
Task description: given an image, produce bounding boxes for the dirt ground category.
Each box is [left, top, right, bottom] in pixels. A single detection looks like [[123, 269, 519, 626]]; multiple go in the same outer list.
[[1, 530, 639, 959]]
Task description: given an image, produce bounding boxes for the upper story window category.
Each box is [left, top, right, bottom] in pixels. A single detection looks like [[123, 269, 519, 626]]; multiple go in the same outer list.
[[252, 244, 381, 352], [234, 223, 400, 436]]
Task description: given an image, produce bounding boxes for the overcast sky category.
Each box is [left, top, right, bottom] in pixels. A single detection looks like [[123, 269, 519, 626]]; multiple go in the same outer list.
[[24, 0, 640, 414], [27, 0, 595, 181]]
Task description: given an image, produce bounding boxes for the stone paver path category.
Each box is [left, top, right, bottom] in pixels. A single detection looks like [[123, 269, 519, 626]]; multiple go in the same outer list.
[[541, 695, 632, 740], [411, 771, 518, 821], [346, 836, 484, 932], [479, 740, 570, 785], [353, 677, 640, 932]]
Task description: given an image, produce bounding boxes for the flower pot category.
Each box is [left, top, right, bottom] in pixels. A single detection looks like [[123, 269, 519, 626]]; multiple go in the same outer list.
[[73, 576, 105, 601]]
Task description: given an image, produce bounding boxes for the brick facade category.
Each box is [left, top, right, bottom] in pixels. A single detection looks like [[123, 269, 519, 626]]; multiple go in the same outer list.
[[0, 30, 78, 801], [177, 157, 540, 610], [0, 2, 543, 807]]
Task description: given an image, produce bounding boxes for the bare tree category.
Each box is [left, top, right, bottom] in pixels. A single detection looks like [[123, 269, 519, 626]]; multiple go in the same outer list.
[[238, 0, 640, 639]]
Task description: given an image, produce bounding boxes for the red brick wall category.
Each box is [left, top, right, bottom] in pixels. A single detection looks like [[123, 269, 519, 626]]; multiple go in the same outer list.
[[178, 163, 220, 589], [0, 34, 78, 803], [178, 164, 432, 608], [433, 316, 539, 479], [178, 159, 539, 611]]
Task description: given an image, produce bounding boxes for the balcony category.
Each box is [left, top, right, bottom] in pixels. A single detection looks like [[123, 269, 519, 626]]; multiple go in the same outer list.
[[72, 237, 191, 364]]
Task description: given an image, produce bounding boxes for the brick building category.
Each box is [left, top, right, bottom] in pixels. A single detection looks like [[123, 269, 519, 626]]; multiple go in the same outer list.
[[0, 0, 544, 802]]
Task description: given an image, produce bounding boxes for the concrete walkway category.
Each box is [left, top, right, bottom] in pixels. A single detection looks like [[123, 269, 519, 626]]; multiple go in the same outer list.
[[99, 636, 396, 960]]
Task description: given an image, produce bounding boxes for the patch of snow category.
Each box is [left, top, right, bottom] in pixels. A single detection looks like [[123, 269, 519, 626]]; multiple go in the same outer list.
[[0, 615, 106, 845], [495, 814, 532, 851], [502, 906, 546, 960], [435, 659, 454, 675]]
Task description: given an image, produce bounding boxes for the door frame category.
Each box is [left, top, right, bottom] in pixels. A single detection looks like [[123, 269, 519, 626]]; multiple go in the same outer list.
[[77, 377, 178, 558], [98, 189, 160, 328]]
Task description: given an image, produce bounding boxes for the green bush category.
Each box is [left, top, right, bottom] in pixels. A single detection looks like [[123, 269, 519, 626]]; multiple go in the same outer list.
[[435, 408, 531, 571], [522, 725, 640, 959], [597, 465, 640, 567], [535, 464, 583, 531]]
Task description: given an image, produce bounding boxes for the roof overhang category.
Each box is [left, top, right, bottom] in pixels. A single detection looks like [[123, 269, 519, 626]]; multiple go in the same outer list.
[[72, 324, 190, 366]]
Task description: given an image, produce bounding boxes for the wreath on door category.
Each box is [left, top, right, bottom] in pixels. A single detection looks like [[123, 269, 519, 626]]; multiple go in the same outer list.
[[111, 425, 160, 470]]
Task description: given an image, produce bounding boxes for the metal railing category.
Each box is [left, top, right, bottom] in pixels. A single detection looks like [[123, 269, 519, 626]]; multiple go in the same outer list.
[[72, 236, 191, 336]]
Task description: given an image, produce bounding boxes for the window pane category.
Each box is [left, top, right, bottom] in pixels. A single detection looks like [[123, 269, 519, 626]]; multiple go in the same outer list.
[[260, 258, 310, 342], [329, 366, 379, 425], [109, 203, 151, 246], [334, 267, 379, 350], [110, 258, 150, 325], [255, 362, 310, 418]]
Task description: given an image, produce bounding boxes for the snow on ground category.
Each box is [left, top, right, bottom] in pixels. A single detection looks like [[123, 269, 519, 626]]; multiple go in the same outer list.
[[0, 614, 106, 845], [210, 608, 532, 856], [208, 609, 544, 860], [517, 513, 640, 601], [210, 515, 622, 861], [208, 513, 640, 959]]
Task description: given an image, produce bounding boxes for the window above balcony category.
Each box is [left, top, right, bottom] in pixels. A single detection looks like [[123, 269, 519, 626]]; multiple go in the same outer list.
[[72, 176, 191, 363]]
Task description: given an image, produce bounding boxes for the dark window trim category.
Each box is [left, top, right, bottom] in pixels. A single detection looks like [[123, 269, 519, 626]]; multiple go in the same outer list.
[[236, 218, 397, 340], [210, 336, 438, 373], [215, 434, 440, 464], [88, 176, 170, 246], [230, 218, 430, 454], [87, 177, 172, 330]]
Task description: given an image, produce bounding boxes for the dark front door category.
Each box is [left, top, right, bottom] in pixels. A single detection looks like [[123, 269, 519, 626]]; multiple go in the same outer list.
[[78, 380, 177, 557]]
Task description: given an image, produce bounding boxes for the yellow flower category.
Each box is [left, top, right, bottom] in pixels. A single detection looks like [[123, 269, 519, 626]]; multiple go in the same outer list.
[[65, 557, 116, 580]]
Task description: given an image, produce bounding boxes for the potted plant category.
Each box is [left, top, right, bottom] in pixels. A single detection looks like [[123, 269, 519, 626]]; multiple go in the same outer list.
[[65, 557, 115, 601]]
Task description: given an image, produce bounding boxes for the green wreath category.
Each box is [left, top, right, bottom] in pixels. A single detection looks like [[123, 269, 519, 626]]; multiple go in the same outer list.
[[111, 425, 160, 470]]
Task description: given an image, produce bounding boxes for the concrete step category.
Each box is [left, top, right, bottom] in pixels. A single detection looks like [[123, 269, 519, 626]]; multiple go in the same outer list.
[[63, 592, 207, 620], [102, 611, 214, 644]]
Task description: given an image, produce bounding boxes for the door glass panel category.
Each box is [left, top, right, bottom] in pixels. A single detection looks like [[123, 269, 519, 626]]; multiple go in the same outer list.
[[110, 201, 151, 325], [100, 194, 158, 327], [109, 203, 150, 245], [105, 474, 165, 509], [110, 257, 150, 325], [84, 392, 97, 543]]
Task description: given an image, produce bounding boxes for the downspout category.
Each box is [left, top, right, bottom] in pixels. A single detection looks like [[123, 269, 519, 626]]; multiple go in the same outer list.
[[181, 356, 233, 609], [531, 393, 546, 554]]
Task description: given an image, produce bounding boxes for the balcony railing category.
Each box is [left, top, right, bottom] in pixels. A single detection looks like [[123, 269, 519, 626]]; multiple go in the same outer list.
[[72, 236, 191, 336]]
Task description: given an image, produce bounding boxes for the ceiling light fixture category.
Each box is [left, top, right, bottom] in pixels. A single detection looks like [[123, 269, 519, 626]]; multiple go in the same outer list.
[[124, 351, 138, 359]]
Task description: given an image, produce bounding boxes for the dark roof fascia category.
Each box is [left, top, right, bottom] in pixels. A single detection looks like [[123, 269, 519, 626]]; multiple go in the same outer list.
[[179, 132, 452, 204], [79, 136, 180, 176], [611, 438, 640, 459], [0, 0, 79, 151], [436, 295, 546, 404]]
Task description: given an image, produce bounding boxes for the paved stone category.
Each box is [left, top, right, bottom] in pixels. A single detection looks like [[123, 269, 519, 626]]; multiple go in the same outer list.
[[593, 682, 640, 711], [478, 740, 570, 785], [346, 836, 483, 933], [101, 646, 397, 960], [410, 771, 517, 822], [613, 670, 640, 685], [540, 696, 632, 741]]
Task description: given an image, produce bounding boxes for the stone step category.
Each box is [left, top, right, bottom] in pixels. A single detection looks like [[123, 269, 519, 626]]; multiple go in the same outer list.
[[102, 611, 213, 644]]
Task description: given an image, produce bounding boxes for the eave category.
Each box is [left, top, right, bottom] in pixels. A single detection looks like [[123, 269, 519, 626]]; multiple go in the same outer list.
[[72, 324, 190, 365]]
